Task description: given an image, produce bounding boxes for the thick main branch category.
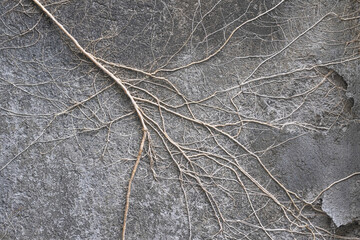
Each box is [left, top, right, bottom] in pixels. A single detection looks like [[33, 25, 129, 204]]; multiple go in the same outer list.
[[31, 1, 147, 240]]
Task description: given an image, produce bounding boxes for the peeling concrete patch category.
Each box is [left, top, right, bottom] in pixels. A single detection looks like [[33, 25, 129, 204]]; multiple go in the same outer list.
[[332, 60, 360, 116], [275, 123, 360, 211], [322, 175, 360, 227]]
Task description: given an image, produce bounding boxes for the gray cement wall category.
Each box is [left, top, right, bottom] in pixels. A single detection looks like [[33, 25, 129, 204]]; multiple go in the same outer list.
[[1, 0, 359, 239]]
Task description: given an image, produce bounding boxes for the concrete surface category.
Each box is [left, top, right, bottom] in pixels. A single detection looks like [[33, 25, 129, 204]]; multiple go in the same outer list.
[[1, 0, 359, 239]]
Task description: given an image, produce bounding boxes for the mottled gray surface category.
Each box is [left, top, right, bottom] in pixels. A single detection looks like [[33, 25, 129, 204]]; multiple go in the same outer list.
[[1, 0, 360, 239], [274, 124, 360, 226]]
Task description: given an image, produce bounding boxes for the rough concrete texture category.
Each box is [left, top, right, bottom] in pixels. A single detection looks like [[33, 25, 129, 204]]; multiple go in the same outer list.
[[1, 0, 360, 239], [274, 124, 360, 226]]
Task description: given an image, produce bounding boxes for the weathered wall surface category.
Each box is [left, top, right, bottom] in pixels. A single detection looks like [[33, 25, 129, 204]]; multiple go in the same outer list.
[[1, 0, 359, 239]]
